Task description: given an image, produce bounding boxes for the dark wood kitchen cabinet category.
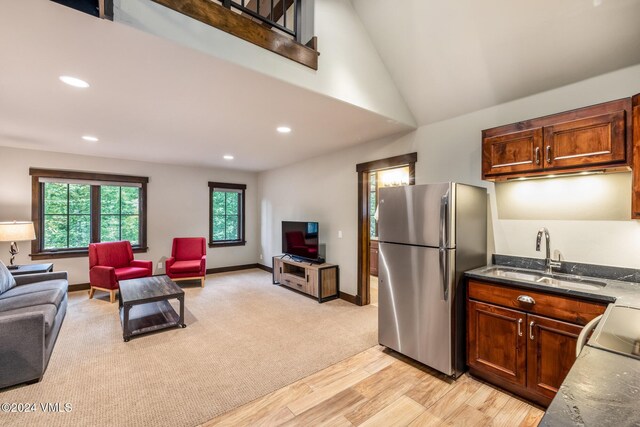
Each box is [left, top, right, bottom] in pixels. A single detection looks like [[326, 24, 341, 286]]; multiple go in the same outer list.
[[526, 314, 583, 401], [467, 279, 607, 407], [632, 94, 640, 219], [369, 239, 379, 277], [482, 98, 632, 181], [467, 300, 527, 386]]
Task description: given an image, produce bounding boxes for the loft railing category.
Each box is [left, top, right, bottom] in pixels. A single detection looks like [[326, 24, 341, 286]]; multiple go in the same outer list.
[[219, 0, 302, 42]]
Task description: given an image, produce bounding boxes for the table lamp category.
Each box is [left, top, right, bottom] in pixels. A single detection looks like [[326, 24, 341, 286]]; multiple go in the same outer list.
[[0, 221, 36, 269]]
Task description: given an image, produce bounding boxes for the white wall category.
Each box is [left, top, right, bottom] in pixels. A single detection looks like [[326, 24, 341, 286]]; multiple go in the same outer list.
[[114, 0, 416, 128], [258, 64, 640, 296], [0, 147, 259, 285]]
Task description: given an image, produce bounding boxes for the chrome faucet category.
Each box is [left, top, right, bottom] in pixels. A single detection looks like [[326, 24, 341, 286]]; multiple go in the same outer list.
[[536, 227, 562, 273]]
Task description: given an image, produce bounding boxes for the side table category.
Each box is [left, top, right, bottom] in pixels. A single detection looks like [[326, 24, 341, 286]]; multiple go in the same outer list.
[[9, 263, 54, 276]]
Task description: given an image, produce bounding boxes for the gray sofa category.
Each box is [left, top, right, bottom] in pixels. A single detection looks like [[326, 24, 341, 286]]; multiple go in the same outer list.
[[0, 261, 68, 389]]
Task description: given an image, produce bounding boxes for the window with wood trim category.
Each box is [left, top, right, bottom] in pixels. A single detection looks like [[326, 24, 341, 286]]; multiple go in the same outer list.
[[30, 168, 148, 259], [209, 182, 246, 247]]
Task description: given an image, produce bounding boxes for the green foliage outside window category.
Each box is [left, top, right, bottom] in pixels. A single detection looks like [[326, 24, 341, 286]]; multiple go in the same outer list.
[[100, 186, 140, 244], [211, 190, 240, 241], [42, 182, 140, 250], [43, 183, 91, 249]]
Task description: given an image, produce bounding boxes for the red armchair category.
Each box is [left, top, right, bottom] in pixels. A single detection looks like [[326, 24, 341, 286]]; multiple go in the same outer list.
[[88, 241, 153, 303], [165, 237, 207, 287]]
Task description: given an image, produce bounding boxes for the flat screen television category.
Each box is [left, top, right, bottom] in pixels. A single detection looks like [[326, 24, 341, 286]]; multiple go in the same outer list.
[[282, 221, 324, 263]]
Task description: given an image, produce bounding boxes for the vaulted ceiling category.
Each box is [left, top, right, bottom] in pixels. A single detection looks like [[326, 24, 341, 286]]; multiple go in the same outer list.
[[1, 0, 640, 171], [352, 0, 640, 125]]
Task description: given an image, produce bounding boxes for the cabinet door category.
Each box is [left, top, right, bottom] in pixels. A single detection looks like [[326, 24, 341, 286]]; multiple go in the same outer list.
[[273, 257, 282, 283], [467, 300, 527, 386], [307, 270, 318, 297], [370, 240, 379, 276], [632, 95, 640, 218], [482, 128, 543, 178], [527, 314, 582, 401], [543, 110, 626, 169]]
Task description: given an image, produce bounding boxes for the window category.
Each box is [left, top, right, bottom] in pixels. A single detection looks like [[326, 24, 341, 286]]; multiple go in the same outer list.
[[30, 169, 148, 259], [209, 182, 246, 247]]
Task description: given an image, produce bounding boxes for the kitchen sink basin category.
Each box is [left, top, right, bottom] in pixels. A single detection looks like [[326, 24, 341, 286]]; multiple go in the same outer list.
[[480, 266, 606, 291], [535, 276, 606, 291]]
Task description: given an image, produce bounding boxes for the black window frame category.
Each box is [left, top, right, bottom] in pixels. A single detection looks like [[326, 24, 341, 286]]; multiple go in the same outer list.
[[208, 182, 246, 248], [29, 168, 149, 259]]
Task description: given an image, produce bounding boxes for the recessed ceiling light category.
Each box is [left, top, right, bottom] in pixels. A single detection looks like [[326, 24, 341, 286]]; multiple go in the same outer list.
[[277, 126, 291, 134], [223, 155, 234, 160], [59, 75, 90, 88], [82, 135, 99, 142]]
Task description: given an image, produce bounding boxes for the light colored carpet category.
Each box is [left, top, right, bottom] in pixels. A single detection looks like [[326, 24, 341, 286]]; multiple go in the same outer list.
[[0, 269, 377, 427]]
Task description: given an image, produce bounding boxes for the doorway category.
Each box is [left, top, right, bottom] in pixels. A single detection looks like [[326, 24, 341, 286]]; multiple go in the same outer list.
[[355, 153, 417, 306]]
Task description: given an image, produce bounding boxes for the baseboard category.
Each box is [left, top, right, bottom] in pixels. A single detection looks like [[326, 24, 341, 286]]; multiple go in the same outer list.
[[206, 263, 264, 274], [70, 264, 268, 292], [69, 282, 90, 292], [256, 264, 273, 273], [339, 292, 358, 305]]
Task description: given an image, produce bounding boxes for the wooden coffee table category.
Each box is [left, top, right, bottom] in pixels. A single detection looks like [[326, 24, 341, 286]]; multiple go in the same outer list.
[[118, 275, 186, 342]]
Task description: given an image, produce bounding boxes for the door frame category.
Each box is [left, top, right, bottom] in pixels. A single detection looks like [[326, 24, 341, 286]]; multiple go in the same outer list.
[[355, 153, 417, 306]]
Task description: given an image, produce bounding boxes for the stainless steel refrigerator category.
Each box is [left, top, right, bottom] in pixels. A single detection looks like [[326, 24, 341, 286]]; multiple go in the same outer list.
[[377, 183, 486, 378]]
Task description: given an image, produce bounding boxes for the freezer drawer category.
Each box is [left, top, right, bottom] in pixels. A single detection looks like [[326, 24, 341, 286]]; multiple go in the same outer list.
[[378, 242, 455, 375]]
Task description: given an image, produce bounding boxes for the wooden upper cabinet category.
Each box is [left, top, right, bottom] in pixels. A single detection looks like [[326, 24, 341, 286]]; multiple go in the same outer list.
[[632, 94, 640, 219], [482, 98, 632, 180], [544, 111, 626, 169], [482, 128, 543, 177]]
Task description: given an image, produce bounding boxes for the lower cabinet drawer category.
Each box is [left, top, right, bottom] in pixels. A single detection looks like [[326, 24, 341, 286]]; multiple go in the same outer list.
[[281, 273, 310, 295], [468, 280, 607, 326]]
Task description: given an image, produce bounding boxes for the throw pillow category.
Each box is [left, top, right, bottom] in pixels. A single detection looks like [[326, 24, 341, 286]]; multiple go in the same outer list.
[[0, 260, 17, 294]]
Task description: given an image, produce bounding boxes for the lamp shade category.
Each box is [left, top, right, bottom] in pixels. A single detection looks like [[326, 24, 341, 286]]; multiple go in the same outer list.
[[0, 221, 36, 242]]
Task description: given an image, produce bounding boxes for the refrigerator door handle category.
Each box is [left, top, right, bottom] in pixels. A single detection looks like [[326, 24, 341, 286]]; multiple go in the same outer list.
[[439, 191, 449, 248], [439, 248, 449, 301]]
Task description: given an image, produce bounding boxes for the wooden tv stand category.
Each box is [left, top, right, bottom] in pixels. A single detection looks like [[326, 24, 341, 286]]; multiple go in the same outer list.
[[272, 256, 339, 303]]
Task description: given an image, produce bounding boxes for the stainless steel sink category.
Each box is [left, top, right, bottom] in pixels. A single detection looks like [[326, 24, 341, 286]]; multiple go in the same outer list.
[[535, 275, 606, 291], [480, 266, 606, 291], [483, 267, 543, 282]]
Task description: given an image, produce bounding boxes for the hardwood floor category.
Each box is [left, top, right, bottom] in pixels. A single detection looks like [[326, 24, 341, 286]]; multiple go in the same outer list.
[[203, 345, 544, 427]]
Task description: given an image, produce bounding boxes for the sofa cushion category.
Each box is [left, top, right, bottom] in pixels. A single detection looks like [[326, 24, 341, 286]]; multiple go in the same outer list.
[[1, 304, 57, 335], [0, 288, 65, 312], [0, 261, 16, 294], [115, 267, 152, 281], [168, 260, 201, 274], [1, 279, 68, 299]]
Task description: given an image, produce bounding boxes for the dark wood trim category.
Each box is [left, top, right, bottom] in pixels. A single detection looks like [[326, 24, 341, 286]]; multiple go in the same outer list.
[[150, 0, 319, 70], [30, 168, 149, 259], [356, 170, 370, 307], [29, 168, 149, 184], [257, 264, 273, 273], [208, 182, 247, 190], [339, 292, 358, 305], [209, 241, 247, 248], [356, 153, 418, 306], [209, 182, 247, 248], [206, 263, 262, 274], [356, 153, 418, 173], [69, 282, 91, 292], [30, 247, 149, 260]]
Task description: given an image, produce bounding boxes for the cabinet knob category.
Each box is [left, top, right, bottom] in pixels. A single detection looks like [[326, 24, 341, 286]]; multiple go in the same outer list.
[[517, 295, 535, 305]]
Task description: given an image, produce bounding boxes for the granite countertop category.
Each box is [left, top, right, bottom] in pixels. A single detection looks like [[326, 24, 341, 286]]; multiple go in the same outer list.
[[465, 254, 640, 426], [539, 346, 640, 427]]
